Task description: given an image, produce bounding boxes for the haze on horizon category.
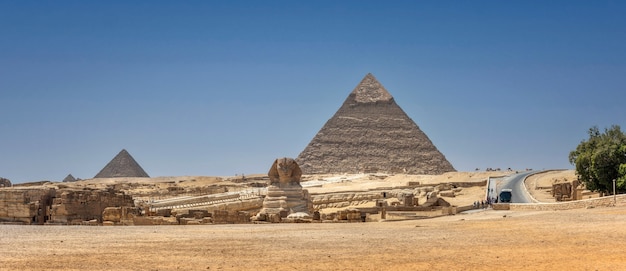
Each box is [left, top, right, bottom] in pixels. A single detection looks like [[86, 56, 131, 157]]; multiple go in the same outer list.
[[1, 1, 625, 183]]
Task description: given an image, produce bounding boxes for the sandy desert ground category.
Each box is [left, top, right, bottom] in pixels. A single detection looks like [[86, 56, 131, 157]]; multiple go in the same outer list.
[[2, 170, 625, 271]]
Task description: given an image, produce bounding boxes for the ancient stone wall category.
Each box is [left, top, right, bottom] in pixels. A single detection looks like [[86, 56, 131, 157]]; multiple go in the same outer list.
[[49, 188, 134, 224], [311, 192, 383, 209], [162, 197, 263, 214], [509, 194, 626, 211], [132, 216, 179, 225], [116, 182, 228, 199], [335, 209, 363, 222], [0, 188, 55, 224], [150, 193, 241, 210], [551, 179, 581, 201], [212, 210, 250, 224], [199, 198, 263, 216], [102, 206, 140, 225]]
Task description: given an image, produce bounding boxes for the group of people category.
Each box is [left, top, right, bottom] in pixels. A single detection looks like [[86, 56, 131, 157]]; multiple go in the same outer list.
[[473, 197, 498, 209]]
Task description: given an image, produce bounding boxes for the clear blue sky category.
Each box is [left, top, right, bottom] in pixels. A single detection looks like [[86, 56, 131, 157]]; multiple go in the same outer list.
[[2, 1, 625, 183]]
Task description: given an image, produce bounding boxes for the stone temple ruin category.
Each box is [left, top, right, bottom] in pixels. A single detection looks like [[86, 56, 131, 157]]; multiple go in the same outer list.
[[297, 73, 455, 175], [0, 149, 145, 225], [0, 187, 134, 225], [550, 178, 600, 201]]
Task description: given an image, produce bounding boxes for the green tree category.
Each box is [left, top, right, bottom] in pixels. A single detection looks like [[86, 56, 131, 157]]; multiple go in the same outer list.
[[569, 125, 626, 194]]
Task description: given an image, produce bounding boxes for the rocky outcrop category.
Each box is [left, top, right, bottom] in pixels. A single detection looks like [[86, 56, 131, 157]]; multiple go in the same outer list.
[[0, 177, 11, 188], [297, 73, 455, 175]]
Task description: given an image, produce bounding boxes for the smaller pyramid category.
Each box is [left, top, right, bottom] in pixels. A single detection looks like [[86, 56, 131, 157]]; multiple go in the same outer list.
[[62, 174, 77, 182], [94, 149, 150, 178]]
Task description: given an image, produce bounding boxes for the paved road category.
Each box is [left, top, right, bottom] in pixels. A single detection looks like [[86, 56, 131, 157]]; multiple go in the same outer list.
[[497, 170, 541, 203]]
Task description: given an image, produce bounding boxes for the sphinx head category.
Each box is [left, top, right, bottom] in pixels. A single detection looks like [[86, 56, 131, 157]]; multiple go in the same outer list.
[[268, 157, 302, 184]]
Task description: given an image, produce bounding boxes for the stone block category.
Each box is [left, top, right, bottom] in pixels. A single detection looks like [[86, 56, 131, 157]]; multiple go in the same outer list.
[[439, 190, 455, 197], [492, 203, 510, 210], [102, 207, 122, 223]]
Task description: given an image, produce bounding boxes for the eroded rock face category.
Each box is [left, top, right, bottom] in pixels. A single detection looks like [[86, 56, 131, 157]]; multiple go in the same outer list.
[[0, 188, 55, 224], [102, 206, 139, 224], [256, 158, 313, 222], [49, 188, 135, 224]]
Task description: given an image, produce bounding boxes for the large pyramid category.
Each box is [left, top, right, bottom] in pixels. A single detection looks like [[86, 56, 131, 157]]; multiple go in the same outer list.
[[94, 149, 150, 178], [297, 73, 455, 175]]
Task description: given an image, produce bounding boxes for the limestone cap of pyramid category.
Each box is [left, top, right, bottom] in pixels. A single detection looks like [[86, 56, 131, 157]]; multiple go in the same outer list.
[[349, 73, 394, 103]]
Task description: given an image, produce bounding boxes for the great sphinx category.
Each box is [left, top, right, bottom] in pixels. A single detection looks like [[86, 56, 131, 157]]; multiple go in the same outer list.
[[255, 157, 313, 222]]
